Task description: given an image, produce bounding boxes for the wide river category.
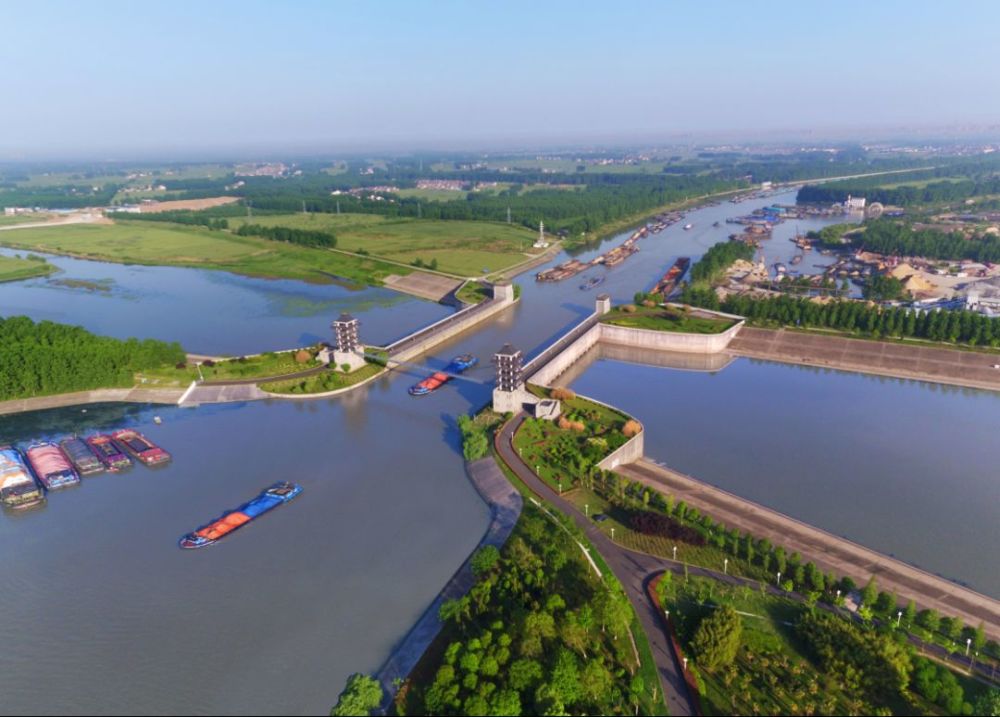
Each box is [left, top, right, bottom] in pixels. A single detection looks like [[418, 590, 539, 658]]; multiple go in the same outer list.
[[0, 189, 996, 714]]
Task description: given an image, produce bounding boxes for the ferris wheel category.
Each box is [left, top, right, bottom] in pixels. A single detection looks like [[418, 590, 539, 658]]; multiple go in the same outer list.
[[865, 202, 884, 220]]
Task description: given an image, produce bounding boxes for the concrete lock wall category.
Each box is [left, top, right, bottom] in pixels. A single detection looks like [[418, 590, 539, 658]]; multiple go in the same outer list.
[[598, 428, 645, 470], [598, 319, 744, 354], [528, 322, 602, 387], [391, 295, 516, 364]]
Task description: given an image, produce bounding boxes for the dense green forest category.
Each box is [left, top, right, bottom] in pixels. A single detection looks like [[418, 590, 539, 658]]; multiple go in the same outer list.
[[690, 293, 1000, 346], [399, 507, 660, 716], [0, 316, 185, 400], [798, 174, 1000, 207], [109, 210, 232, 230], [0, 184, 119, 208], [855, 220, 1000, 263]]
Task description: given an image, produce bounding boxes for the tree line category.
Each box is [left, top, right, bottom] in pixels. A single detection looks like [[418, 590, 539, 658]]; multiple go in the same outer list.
[[798, 175, 1000, 207], [114, 211, 230, 230], [684, 293, 1000, 347], [0, 316, 185, 400], [234, 223, 337, 249]]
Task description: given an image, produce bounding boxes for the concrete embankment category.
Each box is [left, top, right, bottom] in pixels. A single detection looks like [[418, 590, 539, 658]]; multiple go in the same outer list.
[[0, 387, 184, 416], [728, 327, 1000, 392], [618, 458, 1000, 641], [375, 458, 522, 708]]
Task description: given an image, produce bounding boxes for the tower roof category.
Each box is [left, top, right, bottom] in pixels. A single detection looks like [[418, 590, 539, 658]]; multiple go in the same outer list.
[[496, 343, 521, 357], [334, 312, 357, 324]]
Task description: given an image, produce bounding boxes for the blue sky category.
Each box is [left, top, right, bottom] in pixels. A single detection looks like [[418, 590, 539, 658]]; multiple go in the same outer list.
[[3, 0, 999, 157]]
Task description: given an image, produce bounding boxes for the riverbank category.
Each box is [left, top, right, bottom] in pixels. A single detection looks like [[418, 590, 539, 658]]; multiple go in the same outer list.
[[617, 458, 1000, 641], [728, 326, 1000, 392], [375, 457, 522, 709], [0, 387, 185, 416], [0, 255, 56, 283]]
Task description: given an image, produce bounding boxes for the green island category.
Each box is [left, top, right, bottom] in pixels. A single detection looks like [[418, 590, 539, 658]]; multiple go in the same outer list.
[[395, 504, 666, 716], [0, 254, 56, 283], [601, 304, 736, 334], [0, 316, 184, 400]]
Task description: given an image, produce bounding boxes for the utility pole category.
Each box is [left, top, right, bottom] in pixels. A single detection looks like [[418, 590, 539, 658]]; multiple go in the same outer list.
[[507, 206, 511, 224], [336, 200, 340, 215], [302, 200, 306, 215], [417, 202, 422, 219], [246, 200, 252, 219]]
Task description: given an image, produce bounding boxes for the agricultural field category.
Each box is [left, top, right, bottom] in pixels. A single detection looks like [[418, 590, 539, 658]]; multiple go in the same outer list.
[[230, 213, 538, 276], [0, 220, 404, 285], [0, 254, 56, 283]]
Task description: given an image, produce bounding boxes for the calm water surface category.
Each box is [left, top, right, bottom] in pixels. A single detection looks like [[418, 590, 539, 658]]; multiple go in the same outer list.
[[569, 355, 1000, 597]]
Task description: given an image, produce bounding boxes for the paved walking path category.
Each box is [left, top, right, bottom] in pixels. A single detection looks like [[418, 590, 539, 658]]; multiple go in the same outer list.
[[619, 458, 1000, 641], [374, 458, 522, 710], [496, 415, 698, 717], [0, 387, 184, 416]]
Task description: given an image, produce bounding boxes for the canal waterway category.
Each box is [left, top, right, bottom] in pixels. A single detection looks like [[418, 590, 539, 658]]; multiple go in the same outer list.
[[4, 188, 994, 714]]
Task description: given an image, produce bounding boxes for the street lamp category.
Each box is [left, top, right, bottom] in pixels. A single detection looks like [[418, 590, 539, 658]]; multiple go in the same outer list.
[[836, 589, 841, 601], [776, 571, 782, 586], [664, 609, 670, 623], [558, 480, 562, 494], [610, 527, 615, 541], [672, 545, 677, 561], [682, 657, 688, 671], [966, 638, 972, 657], [896, 610, 902, 628], [724, 558, 728, 575], [584, 503, 589, 516]]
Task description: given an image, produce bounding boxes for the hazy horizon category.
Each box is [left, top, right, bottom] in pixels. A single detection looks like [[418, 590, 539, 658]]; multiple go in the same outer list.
[[4, 0, 1000, 159]]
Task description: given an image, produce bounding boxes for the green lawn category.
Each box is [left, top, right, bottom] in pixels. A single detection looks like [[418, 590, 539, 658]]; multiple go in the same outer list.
[[260, 362, 384, 394], [230, 213, 538, 276], [0, 254, 56, 282], [395, 187, 467, 202], [137, 350, 322, 387], [601, 306, 735, 334], [455, 280, 491, 304], [0, 220, 404, 285]]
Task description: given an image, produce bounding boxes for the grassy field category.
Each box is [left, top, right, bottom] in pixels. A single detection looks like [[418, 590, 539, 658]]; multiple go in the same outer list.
[[260, 362, 384, 394], [455, 280, 491, 304], [0, 254, 56, 282], [231, 213, 538, 276], [394, 187, 467, 202], [138, 350, 322, 386], [602, 305, 735, 334], [0, 213, 53, 226], [0, 220, 405, 285]]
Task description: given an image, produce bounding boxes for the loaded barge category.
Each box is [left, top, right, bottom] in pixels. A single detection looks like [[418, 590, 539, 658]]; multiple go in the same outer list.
[[653, 257, 691, 298], [409, 354, 478, 396], [179, 482, 302, 549], [60, 437, 104, 476], [25, 442, 81, 490], [0, 447, 45, 509], [87, 434, 132, 472], [112, 429, 171, 466]]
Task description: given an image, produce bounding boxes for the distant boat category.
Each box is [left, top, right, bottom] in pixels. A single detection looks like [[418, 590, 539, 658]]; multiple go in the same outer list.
[[683, 223, 693, 230], [179, 482, 303, 549], [580, 276, 605, 291], [409, 354, 478, 396]]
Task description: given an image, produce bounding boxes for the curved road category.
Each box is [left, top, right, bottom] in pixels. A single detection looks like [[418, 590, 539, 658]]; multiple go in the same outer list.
[[496, 414, 697, 717]]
